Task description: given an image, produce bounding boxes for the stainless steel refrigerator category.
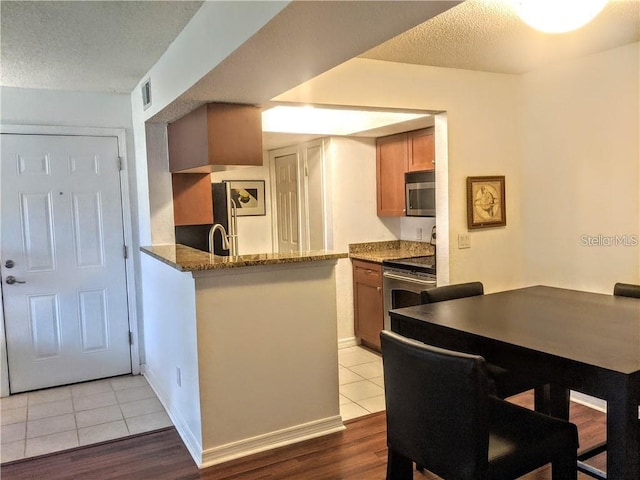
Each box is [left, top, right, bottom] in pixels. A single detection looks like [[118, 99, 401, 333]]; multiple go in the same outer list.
[[211, 182, 238, 256]]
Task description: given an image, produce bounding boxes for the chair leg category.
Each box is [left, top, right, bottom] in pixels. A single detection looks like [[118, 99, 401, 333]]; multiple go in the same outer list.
[[551, 452, 578, 480], [549, 385, 571, 421], [534, 384, 550, 414], [386, 449, 413, 480]]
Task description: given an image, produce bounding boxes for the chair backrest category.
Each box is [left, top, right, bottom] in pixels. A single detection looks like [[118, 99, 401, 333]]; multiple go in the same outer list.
[[421, 281, 484, 304], [381, 330, 490, 479], [613, 282, 640, 299], [391, 289, 422, 309]]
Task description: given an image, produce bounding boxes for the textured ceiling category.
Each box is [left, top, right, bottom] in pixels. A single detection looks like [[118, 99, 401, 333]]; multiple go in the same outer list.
[[361, 0, 640, 74], [0, 1, 203, 93], [0, 0, 640, 105]]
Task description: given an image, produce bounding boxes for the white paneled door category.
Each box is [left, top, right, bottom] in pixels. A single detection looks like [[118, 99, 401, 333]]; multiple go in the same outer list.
[[1, 134, 131, 393], [274, 152, 300, 253]]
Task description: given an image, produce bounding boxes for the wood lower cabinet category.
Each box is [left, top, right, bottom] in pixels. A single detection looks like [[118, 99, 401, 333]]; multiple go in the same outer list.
[[352, 259, 384, 350], [376, 127, 435, 217]]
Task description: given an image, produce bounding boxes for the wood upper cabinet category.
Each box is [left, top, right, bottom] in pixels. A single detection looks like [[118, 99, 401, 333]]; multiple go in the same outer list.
[[376, 127, 435, 217], [407, 127, 435, 172], [377, 132, 408, 216], [171, 173, 213, 226], [168, 103, 263, 173], [352, 259, 384, 351]]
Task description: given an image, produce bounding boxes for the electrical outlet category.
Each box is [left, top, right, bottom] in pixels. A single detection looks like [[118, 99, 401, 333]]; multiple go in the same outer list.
[[458, 233, 471, 249], [416, 227, 423, 240], [176, 367, 182, 387]]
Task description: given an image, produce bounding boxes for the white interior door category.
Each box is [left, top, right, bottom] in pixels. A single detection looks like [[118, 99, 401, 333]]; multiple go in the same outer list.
[[274, 153, 300, 253], [303, 143, 325, 251], [1, 134, 131, 393]]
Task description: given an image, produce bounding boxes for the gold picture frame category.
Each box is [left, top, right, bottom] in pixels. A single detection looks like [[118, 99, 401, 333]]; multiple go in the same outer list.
[[467, 176, 506, 229]]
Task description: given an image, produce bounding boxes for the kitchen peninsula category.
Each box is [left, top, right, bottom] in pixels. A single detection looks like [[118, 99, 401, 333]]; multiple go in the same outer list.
[[140, 244, 347, 468]]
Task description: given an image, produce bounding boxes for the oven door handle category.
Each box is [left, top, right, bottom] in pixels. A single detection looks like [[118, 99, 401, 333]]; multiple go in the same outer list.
[[383, 271, 437, 286]]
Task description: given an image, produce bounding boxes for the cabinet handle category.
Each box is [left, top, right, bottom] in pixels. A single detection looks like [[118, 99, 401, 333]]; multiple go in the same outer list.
[[377, 286, 382, 292]]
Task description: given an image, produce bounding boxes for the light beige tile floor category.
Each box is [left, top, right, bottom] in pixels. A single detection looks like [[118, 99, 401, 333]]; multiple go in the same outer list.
[[338, 345, 385, 421], [0, 375, 172, 464]]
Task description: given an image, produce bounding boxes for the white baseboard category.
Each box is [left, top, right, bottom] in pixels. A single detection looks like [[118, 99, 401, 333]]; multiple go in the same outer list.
[[570, 391, 607, 412], [200, 415, 345, 469], [338, 337, 359, 349], [142, 365, 204, 465]]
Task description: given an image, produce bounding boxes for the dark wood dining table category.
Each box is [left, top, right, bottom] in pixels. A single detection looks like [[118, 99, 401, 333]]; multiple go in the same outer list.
[[389, 285, 640, 480]]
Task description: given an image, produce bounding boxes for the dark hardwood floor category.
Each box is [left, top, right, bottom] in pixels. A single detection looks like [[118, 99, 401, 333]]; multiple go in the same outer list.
[[1, 392, 606, 480]]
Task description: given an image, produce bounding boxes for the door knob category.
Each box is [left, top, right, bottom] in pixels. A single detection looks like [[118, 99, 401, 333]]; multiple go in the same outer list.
[[4, 260, 15, 268], [5, 276, 26, 285]]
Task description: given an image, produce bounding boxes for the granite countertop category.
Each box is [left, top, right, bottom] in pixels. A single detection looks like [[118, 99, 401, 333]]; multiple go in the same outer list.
[[141, 244, 347, 272], [348, 240, 434, 263]]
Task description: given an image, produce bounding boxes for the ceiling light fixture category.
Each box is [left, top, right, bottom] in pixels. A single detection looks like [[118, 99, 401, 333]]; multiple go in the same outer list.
[[262, 106, 429, 136], [514, 0, 608, 34]]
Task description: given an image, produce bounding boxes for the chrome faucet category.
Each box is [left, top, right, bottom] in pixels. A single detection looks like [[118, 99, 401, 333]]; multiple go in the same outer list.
[[208, 223, 231, 254]]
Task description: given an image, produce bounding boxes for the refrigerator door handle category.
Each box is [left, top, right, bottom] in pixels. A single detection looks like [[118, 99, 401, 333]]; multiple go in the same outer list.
[[230, 198, 239, 256]]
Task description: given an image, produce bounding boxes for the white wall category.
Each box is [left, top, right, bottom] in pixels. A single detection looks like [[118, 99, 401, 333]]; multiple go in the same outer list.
[[326, 137, 399, 248], [276, 60, 526, 293], [521, 43, 639, 293], [194, 262, 341, 466], [1, 87, 133, 128], [146, 123, 176, 245], [140, 254, 202, 461], [138, 1, 289, 121]]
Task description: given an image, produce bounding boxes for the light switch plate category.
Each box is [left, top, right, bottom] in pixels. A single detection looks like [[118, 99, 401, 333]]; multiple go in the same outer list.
[[458, 233, 471, 249]]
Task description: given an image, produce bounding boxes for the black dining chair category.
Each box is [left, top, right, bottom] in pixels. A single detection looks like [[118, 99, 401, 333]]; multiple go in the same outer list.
[[391, 289, 422, 309], [613, 282, 640, 299], [420, 282, 549, 406], [420, 281, 485, 303], [381, 330, 579, 480]]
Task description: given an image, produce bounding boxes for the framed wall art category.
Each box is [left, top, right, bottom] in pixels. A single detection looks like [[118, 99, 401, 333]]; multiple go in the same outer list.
[[227, 180, 266, 216], [466, 176, 506, 229]]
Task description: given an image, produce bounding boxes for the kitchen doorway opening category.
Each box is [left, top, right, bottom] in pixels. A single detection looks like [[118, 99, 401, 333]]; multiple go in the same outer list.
[[264, 106, 449, 283], [269, 139, 326, 253]]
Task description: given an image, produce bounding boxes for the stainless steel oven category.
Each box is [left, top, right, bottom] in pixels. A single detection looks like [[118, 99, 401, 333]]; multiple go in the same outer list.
[[382, 256, 436, 330]]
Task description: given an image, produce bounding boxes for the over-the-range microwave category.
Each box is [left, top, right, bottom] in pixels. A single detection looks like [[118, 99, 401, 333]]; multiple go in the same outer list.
[[405, 170, 435, 217]]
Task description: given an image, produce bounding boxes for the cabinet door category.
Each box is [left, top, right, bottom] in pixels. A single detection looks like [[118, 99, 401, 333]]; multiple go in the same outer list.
[[407, 127, 435, 172], [172, 173, 213, 226], [206, 104, 263, 167], [167, 105, 209, 173], [376, 133, 408, 216], [168, 103, 262, 173], [352, 260, 383, 350]]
